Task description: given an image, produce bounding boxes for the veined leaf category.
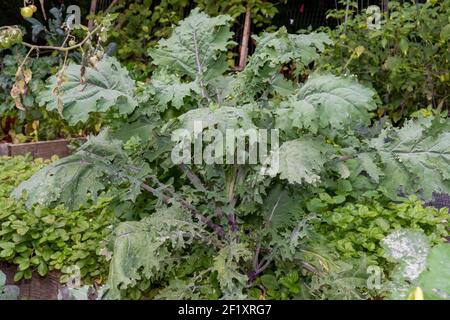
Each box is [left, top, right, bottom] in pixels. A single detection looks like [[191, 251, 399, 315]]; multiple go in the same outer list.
[[12, 130, 128, 210], [149, 9, 234, 82], [263, 137, 335, 185], [149, 71, 200, 111], [38, 57, 137, 125], [263, 185, 299, 229], [277, 74, 377, 134], [107, 206, 209, 299], [367, 117, 450, 199]]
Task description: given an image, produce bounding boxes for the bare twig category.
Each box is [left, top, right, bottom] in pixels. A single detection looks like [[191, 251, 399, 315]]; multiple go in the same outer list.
[[38, 0, 47, 20], [237, 6, 251, 70], [88, 0, 98, 31], [22, 24, 102, 52], [18, 47, 35, 70]]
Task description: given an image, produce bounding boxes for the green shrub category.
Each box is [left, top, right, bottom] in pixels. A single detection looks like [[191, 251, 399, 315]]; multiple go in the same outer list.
[[9, 9, 450, 300], [320, 0, 450, 122]]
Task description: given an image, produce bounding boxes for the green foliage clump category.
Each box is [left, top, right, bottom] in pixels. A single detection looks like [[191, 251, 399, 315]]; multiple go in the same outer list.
[[0, 156, 113, 284], [11, 9, 450, 300], [320, 0, 450, 121], [0, 5, 116, 143], [312, 195, 448, 265]]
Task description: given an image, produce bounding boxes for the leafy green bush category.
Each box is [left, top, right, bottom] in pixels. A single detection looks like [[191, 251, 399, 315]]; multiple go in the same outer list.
[[0, 156, 113, 284], [320, 0, 450, 122], [0, 5, 112, 142], [11, 9, 450, 300]]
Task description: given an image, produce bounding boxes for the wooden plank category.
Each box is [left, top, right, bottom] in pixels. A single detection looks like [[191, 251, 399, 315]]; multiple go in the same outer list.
[[1, 262, 62, 300], [0, 143, 9, 157], [8, 139, 73, 159], [0, 138, 85, 159]]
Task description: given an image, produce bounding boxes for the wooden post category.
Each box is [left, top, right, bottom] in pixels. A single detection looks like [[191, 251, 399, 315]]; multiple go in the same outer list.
[[88, 0, 98, 31], [38, 0, 47, 20], [381, 0, 389, 13], [238, 7, 252, 70]]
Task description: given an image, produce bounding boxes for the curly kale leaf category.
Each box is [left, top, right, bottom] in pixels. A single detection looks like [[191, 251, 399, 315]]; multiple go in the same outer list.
[[12, 130, 130, 210], [212, 242, 251, 297], [276, 74, 378, 135], [106, 205, 210, 299], [233, 28, 332, 101], [263, 137, 336, 185], [366, 117, 450, 200], [38, 57, 137, 125], [149, 9, 234, 82], [148, 71, 201, 111]]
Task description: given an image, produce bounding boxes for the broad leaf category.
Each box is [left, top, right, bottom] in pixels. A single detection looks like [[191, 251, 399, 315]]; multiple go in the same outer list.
[[417, 244, 450, 300], [367, 117, 450, 200], [263, 185, 299, 229], [149, 9, 234, 82], [263, 137, 335, 185], [276, 74, 377, 134], [107, 206, 208, 299], [38, 57, 137, 125], [12, 130, 128, 210]]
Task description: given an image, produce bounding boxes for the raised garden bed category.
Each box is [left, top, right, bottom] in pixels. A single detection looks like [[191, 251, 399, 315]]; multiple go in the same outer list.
[[1, 262, 61, 300], [0, 138, 84, 159]]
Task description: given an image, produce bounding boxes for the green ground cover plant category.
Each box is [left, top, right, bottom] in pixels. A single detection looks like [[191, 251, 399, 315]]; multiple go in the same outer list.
[[0, 156, 114, 284]]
